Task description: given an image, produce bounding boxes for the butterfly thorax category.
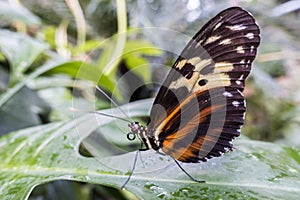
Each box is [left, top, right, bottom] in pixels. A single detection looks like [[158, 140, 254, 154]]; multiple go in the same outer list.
[[127, 122, 160, 151]]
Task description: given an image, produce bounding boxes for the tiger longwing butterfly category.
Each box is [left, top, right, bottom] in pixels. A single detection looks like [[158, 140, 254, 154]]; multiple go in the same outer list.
[[121, 6, 260, 188]]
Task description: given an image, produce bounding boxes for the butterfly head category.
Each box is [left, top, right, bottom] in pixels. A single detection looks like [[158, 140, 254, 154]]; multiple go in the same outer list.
[[127, 121, 153, 150], [127, 122, 145, 141]]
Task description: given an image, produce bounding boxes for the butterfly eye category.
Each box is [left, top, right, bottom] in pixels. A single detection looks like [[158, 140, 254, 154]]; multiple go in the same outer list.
[[127, 132, 136, 141]]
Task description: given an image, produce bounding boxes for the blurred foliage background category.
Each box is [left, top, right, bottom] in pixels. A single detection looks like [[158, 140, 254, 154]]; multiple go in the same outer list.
[[0, 0, 300, 199]]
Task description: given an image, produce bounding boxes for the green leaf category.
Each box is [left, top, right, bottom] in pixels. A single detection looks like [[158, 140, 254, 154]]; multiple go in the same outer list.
[[124, 40, 162, 56], [0, 58, 65, 108], [124, 55, 151, 83], [0, 86, 50, 134], [0, 30, 49, 84], [122, 40, 162, 83], [71, 39, 105, 55], [0, 99, 300, 199], [46, 61, 116, 94], [0, 1, 40, 25]]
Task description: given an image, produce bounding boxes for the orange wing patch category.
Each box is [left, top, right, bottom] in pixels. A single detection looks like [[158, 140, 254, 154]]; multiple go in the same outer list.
[[159, 87, 244, 162]]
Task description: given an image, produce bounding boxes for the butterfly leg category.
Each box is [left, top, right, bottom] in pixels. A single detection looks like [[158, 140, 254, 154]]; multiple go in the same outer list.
[[173, 158, 206, 183], [121, 141, 150, 189], [120, 149, 140, 189]]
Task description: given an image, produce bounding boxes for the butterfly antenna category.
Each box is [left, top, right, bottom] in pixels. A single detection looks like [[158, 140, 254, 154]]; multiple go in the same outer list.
[[120, 150, 140, 189], [70, 107, 131, 123], [95, 85, 133, 122], [173, 158, 205, 183]]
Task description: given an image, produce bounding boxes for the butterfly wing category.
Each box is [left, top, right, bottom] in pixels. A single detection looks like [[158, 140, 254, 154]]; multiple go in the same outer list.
[[147, 7, 260, 162]]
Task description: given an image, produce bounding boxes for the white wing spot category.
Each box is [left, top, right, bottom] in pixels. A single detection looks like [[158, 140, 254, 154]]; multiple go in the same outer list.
[[196, 41, 203, 48], [245, 60, 251, 67], [246, 33, 254, 39], [214, 22, 222, 30], [240, 59, 245, 64], [226, 24, 246, 31], [219, 38, 231, 45], [232, 101, 240, 107], [238, 74, 244, 80], [235, 74, 244, 85], [250, 45, 255, 52], [242, 109, 246, 119], [223, 91, 233, 97], [235, 80, 242, 85], [224, 147, 230, 152], [205, 35, 221, 44], [236, 46, 245, 54], [240, 99, 246, 119]]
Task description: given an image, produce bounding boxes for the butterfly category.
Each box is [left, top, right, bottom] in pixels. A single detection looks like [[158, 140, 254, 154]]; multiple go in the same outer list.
[[118, 6, 260, 188]]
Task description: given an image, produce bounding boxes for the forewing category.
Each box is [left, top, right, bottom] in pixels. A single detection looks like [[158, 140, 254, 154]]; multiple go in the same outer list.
[[147, 7, 260, 162]]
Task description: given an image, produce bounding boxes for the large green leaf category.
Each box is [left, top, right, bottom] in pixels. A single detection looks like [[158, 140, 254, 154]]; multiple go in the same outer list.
[[0, 58, 65, 108], [0, 99, 300, 199], [46, 61, 117, 95], [0, 30, 49, 84]]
